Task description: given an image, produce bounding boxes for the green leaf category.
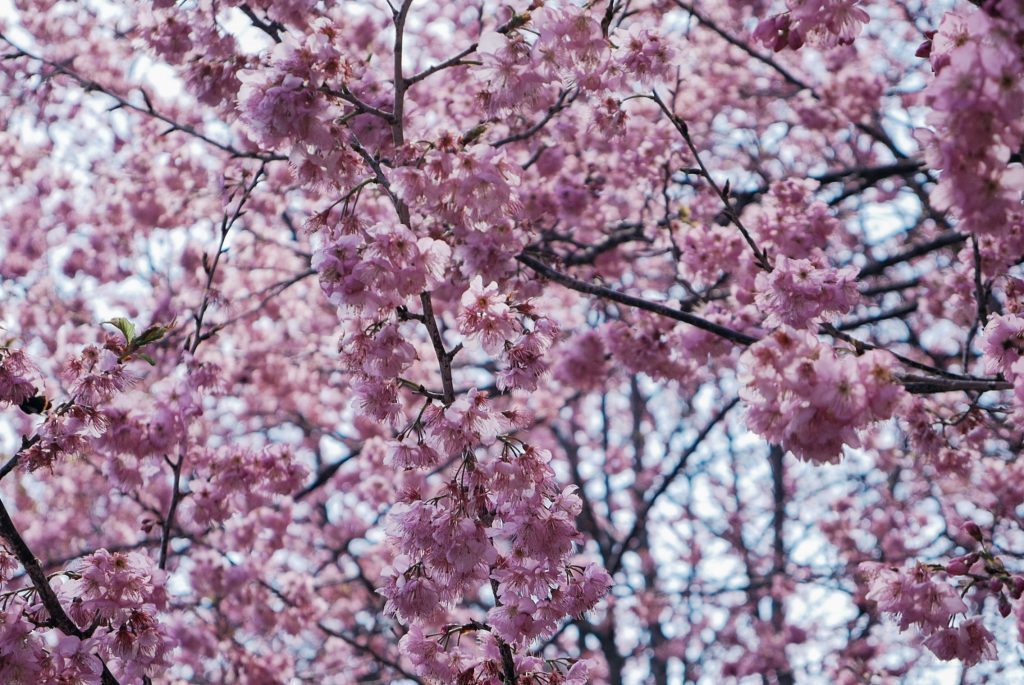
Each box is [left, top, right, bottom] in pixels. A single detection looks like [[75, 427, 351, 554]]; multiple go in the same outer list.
[[138, 353, 157, 366], [104, 317, 136, 343], [135, 324, 170, 347]]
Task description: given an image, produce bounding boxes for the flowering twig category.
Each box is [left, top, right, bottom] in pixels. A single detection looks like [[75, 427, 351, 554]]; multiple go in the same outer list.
[[649, 90, 772, 271], [0, 34, 284, 162], [0, 498, 123, 685]]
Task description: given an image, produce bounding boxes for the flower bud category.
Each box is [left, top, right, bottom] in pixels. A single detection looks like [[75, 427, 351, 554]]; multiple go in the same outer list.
[[1000, 592, 1013, 618], [963, 521, 983, 542], [946, 557, 970, 576]]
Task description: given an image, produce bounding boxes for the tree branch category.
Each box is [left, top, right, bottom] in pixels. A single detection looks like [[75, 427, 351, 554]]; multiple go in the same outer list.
[[0, 497, 122, 685]]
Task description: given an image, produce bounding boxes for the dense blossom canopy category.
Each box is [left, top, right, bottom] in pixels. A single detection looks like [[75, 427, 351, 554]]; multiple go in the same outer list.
[[2, 0, 1024, 683]]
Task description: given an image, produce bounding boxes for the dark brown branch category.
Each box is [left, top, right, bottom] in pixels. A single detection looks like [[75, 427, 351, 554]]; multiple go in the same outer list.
[[238, 4, 285, 43], [561, 223, 653, 266], [406, 43, 479, 86], [157, 452, 184, 570], [489, 579, 519, 685], [898, 375, 1013, 395], [859, 277, 920, 297], [858, 231, 967, 278], [0, 435, 38, 482], [0, 497, 122, 685], [419, 292, 458, 405], [516, 252, 759, 346], [492, 87, 577, 147], [836, 302, 918, 331], [320, 84, 396, 123], [295, 451, 360, 501], [521, 253, 1012, 395], [768, 444, 795, 685]]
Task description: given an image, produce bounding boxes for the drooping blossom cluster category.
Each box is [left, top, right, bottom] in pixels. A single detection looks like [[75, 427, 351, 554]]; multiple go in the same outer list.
[[390, 142, 524, 276], [980, 314, 1024, 378], [0, 345, 37, 408], [916, 6, 1024, 243], [979, 313, 1024, 415], [313, 222, 451, 312], [739, 327, 905, 463], [382, 442, 611, 674], [379, 404, 610, 678], [71, 550, 177, 681], [861, 522, 1020, 668], [458, 276, 521, 355], [754, 0, 871, 51], [18, 332, 160, 472], [863, 562, 969, 634]]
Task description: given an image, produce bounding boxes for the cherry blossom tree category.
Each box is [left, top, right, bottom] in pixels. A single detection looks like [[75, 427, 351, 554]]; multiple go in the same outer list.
[[2, 0, 1024, 682]]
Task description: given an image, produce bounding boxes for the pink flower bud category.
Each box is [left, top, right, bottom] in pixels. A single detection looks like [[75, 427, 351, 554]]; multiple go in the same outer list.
[[963, 521, 983, 542], [946, 557, 969, 576], [999, 593, 1012, 618]]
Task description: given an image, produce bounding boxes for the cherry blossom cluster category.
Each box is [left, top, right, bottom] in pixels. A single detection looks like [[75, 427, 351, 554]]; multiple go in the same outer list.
[[916, 6, 1024, 245], [748, 179, 843, 260], [0, 344, 37, 408], [754, 0, 871, 51], [381, 431, 611, 677], [236, 19, 371, 189], [313, 222, 450, 313], [552, 330, 609, 393], [72, 550, 177, 681], [390, 143, 524, 275], [979, 313, 1024, 415], [861, 522, 1024, 668], [477, 6, 604, 115], [980, 314, 1024, 378], [0, 550, 176, 683], [603, 316, 695, 383], [739, 327, 905, 463], [754, 254, 860, 328], [18, 329, 165, 473], [185, 445, 307, 527]]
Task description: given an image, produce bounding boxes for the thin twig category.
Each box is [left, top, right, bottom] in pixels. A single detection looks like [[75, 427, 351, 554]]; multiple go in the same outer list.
[[493, 87, 577, 147], [406, 43, 479, 86], [157, 450, 185, 570], [0, 34, 284, 162], [607, 398, 738, 574], [649, 90, 771, 270]]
